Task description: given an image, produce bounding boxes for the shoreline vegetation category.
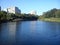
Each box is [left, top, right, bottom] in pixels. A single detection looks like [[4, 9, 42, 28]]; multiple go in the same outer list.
[[39, 8, 60, 22], [39, 18, 60, 22], [0, 8, 60, 23], [0, 11, 38, 23]]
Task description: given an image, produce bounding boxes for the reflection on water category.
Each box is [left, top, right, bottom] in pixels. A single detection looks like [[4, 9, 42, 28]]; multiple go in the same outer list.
[[30, 21, 36, 32], [0, 22, 16, 45], [8, 22, 16, 45], [0, 22, 21, 45], [0, 21, 60, 45]]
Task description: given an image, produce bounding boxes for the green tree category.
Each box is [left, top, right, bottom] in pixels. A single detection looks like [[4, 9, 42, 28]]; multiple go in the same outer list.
[[55, 10, 60, 18], [0, 11, 7, 20]]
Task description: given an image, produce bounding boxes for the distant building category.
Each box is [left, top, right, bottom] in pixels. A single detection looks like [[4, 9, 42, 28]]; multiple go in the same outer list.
[[0, 7, 1, 11], [29, 10, 37, 15], [7, 7, 21, 14]]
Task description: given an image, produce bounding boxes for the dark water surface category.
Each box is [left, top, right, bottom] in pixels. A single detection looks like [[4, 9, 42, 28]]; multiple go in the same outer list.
[[0, 21, 60, 45]]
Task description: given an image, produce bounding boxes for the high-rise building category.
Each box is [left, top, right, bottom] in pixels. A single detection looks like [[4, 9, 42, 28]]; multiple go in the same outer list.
[[7, 7, 21, 14], [0, 6, 1, 11]]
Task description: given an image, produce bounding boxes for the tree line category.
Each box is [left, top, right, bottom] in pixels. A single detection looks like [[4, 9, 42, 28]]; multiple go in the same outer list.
[[40, 8, 60, 18], [0, 11, 38, 23]]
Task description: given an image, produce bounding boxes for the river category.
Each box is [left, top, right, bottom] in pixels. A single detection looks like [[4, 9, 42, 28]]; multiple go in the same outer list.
[[0, 21, 60, 45]]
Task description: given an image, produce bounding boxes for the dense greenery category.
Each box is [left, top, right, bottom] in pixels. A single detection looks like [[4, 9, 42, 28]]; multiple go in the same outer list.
[[39, 8, 60, 22], [1, 8, 60, 23], [40, 8, 60, 18], [0, 11, 38, 23]]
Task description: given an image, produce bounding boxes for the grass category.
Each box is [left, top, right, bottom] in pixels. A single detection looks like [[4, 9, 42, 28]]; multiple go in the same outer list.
[[39, 18, 60, 22]]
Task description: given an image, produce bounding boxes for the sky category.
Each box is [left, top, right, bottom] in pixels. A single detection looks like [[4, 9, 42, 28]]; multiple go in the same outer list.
[[0, 0, 60, 15]]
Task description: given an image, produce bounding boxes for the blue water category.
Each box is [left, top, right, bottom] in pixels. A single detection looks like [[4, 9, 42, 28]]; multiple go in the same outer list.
[[0, 21, 60, 45]]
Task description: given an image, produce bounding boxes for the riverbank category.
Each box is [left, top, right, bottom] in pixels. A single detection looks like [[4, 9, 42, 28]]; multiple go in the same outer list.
[[0, 18, 38, 24], [0, 18, 22, 23], [39, 18, 60, 22]]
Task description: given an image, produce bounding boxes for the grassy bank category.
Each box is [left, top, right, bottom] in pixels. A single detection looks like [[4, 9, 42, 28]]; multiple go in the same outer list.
[[39, 18, 60, 22]]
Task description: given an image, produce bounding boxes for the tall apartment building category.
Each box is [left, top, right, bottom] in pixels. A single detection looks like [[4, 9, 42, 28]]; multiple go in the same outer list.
[[7, 7, 21, 14]]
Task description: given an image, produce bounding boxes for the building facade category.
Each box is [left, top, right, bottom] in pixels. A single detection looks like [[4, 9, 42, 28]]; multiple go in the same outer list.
[[7, 7, 21, 14]]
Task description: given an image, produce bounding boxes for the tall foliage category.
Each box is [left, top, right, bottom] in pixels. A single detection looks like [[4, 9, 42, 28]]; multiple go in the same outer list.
[[41, 8, 60, 18]]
